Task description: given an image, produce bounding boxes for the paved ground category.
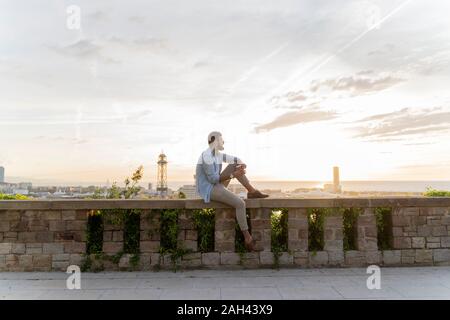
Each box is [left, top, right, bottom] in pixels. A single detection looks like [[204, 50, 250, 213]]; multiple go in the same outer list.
[[1, 267, 450, 300]]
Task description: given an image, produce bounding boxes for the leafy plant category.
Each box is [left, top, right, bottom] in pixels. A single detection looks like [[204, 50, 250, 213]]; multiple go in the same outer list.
[[0, 193, 29, 200], [308, 208, 328, 252], [375, 207, 393, 250], [342, 208, 361, 251], [271, 208, 288, 269], [424, 187, 450, 197], [192, 208, 215, 252]]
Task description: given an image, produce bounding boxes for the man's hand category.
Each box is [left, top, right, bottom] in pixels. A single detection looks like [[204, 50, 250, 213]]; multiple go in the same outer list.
[[236, 163, 247, 169], [233, 166, 246, 177]]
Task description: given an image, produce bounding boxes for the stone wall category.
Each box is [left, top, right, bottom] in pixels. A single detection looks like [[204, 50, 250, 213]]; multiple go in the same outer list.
[[1, 198, 449, 271], [0, 209, 87, 271]]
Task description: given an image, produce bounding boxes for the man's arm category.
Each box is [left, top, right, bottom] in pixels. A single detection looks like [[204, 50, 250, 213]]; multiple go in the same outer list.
[[220, 152, 244, 165]]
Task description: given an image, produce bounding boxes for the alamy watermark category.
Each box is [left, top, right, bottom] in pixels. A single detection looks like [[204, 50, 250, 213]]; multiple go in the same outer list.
[[66, 5, 81, 30], [366, 265, 381, 290], [66, 265, 81, 290]]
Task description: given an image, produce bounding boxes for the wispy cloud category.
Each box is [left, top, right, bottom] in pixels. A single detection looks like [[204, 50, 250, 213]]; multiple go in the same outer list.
[[310, 72, 405, 96], [253, 105, 338, 133], [352, 107, 450, 140]]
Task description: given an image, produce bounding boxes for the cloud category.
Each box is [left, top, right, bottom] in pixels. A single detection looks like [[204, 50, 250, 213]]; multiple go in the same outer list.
[[285, 90, 308, 102], [253, 105, 338, 133], [309, 73, 405, 96], [49, 39, 119, 64], [352, 107, 450, 140]]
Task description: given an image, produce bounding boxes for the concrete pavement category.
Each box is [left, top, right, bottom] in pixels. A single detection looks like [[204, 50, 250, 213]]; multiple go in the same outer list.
[[1, 267, 450, 300]]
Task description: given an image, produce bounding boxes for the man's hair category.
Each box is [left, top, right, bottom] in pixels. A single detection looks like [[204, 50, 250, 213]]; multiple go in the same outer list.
[[208, 131, 222, 145]]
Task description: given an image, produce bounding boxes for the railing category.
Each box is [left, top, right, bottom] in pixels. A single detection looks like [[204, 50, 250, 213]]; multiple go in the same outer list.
[[0, 198, 449, 271]]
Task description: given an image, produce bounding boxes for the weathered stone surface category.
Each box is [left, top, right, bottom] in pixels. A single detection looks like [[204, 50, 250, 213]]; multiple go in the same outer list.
[[309, 251, 328, 266], [412, 237, 426, 249], [259, 251, 275, 265], [11, 243, 25, 254], [183, 252, 202, 260], [393, 237, 411, 249], [140, 241, 160, 253], [102, 242, 122, 254], [277, 252, 294, 265], [33, 254, 51, 268], [288, 208, 308, 251], [69, 254, 83, 266], [441, 237, 450, 248], [433, 249, 450, 263], [26, 243, 43, 254], [215, 209, 236, 253], [415, 249, 433, 263], [52, 254, 70, 261], [345, 250, 366, 266], [150, 253, 162, 266], [63, 242, 86, 254], [383, 250, 401, 265], [220, 252, 240, 265], [43, 243, 64, 254], [202, 252, 220, 266], [0, 243, 12, 254]]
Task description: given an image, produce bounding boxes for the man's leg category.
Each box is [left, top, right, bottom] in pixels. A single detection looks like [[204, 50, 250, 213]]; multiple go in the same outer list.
[[210, 183, 248, 231], [210, 183, 255, 251], [220, 164, 256, 192]]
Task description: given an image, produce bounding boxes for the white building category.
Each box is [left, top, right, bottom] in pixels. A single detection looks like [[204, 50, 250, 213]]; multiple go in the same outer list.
[[178, 185, 200, 199]]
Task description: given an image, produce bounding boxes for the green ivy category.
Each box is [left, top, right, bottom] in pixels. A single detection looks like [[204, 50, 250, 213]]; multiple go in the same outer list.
[[375, 207, 393, 250], [342, 208, 361, 251], [271, 208, 288, 269], [192, 208, 215, 252], [308, 208, 328, 252], [86, 212, 103, 254]]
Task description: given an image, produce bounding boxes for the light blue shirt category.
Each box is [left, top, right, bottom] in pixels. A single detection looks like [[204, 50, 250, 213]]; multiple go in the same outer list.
[[195, 146, 243, 203]]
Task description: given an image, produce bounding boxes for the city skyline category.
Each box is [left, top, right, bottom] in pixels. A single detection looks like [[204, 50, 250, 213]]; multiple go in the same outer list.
[[1, 0, 450, 184]]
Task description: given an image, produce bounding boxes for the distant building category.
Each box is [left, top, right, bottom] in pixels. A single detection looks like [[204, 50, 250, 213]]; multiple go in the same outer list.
[[148, 183, 153, 191], [323, 166, 342, 193], [156, 152, 168, 196], [0, 166, 4, 183], [178, 185, 200, 199], [18, 182, 32, 190]]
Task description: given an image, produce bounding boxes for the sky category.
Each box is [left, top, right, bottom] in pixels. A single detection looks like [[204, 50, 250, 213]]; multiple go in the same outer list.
[[1, 0, 450, 186]]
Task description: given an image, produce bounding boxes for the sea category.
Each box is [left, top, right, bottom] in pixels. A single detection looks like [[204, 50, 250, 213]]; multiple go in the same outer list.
[[169, 181, 450, 193]]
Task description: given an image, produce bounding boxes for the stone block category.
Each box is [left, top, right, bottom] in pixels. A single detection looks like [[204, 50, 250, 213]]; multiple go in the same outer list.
[[433, 249, 450, 263], [202, 252, 220, 266], [259, 251, 275, 265], [35, 231, 54, 242], [415, 249, 433, 263], [140, 241, 160, 253], [309, 251, 328, 266], [411, 237, 425, 249], [220, 252, 240, 265], [26, 243, 43, 254], [64, 242, 86, 254], [11, 243, 25, 254], [0, 243, 12, 254], [278, 252, 294, 265], [441, 237, 450, 248], [382, 250, 401, 265], [43, 243, 64, 254], [32, 254, 51, 268], [393, 237, 411, 249]]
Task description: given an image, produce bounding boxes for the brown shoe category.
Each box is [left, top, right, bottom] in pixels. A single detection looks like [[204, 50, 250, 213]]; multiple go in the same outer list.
[[247, 190, 269, 199], [244, 239, 256, 252]]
